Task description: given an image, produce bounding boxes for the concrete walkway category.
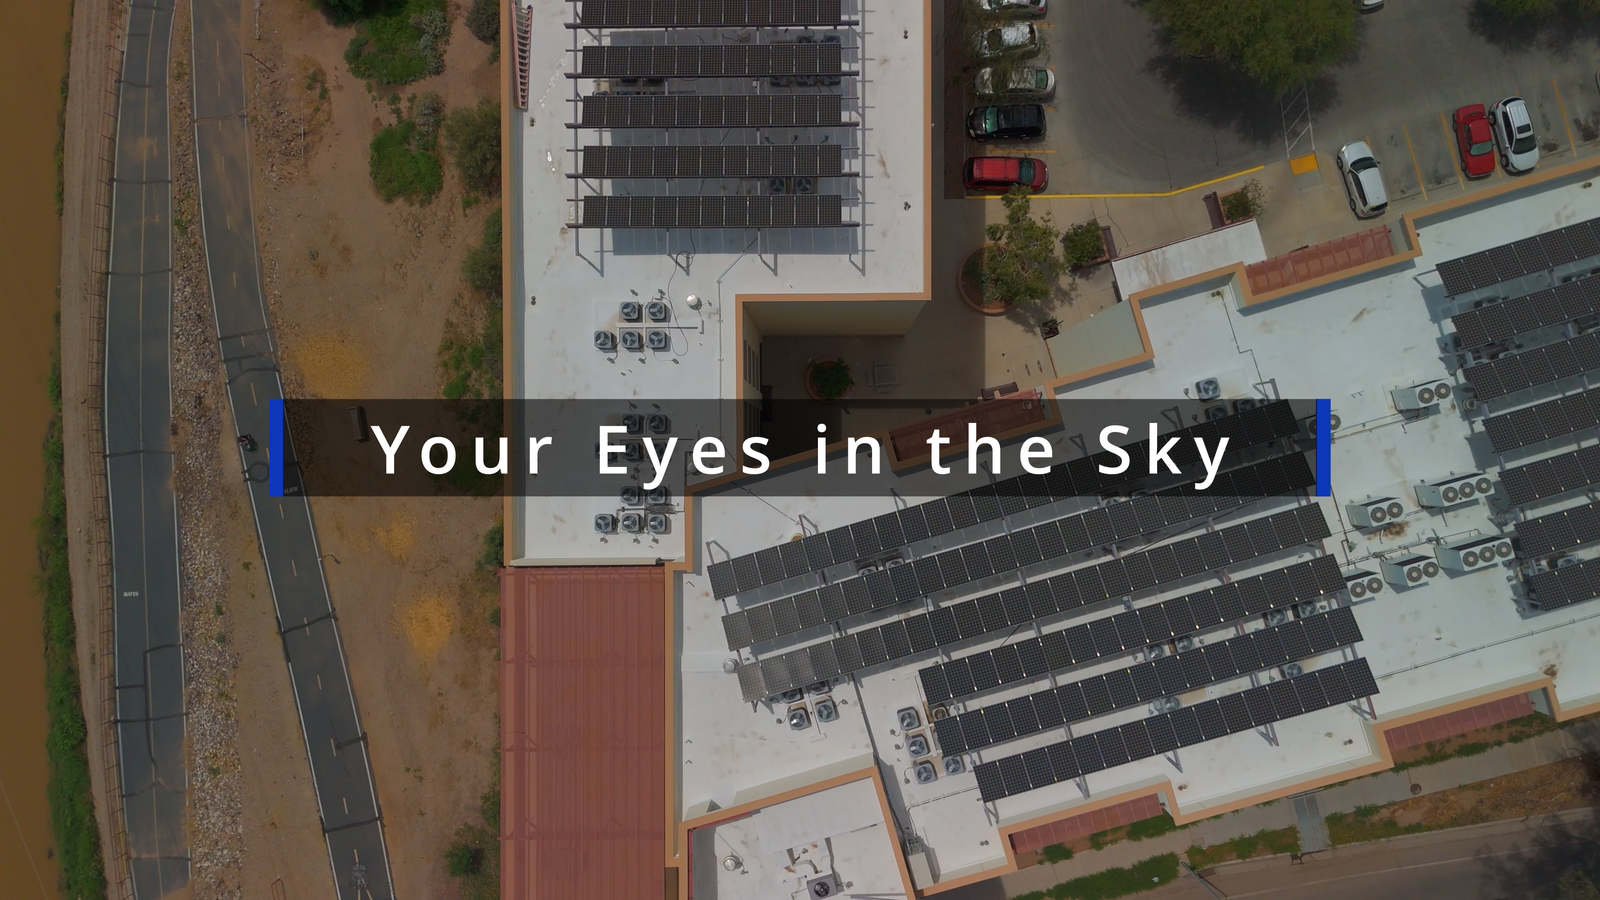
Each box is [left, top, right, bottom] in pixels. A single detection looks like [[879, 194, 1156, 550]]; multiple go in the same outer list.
[[995, 718, 1600, 898]]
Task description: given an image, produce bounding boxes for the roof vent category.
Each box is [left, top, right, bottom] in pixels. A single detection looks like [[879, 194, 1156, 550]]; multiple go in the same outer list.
[[944, 755, 965, 776], [685, 293, 703, 309], [788, 707, 811, 730], [815, 698, 839, 722], [912, 761, 937, 784], [620, 513, 645, 534], [1195, 378, 1222, 401], [620, 301, 642, 322], [807, 874, 841, 898], [619, 330, 644, 353], [897, 707, 921, 731], [907, 733, 930, 758], [593, 514, 617, 534], [722, 854, 742, 872], [646, 330, 671, 351], [647, 514, 670, 534], [646, 301, 670, 322], [594, 331, 617, 351], [1345, 570, 1384, 600]]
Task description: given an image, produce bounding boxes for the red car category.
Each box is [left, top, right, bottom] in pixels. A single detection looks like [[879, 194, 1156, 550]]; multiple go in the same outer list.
[[964, 156, 1048, 193], [1453, 104, 1497, 179]]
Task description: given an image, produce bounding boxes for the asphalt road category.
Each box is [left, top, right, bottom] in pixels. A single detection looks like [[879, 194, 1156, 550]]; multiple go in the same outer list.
[[103, 0, 191, 895], [188, 1, 395, 897]]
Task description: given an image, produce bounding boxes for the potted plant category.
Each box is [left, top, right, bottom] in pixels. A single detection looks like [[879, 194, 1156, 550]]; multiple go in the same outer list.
[[805, 358, 854, 402], [1040, 318, 1062, 340], [1062, 220, 1108, 270], [1219, 179, 1269, 224], [959, 186, 1066, 314]]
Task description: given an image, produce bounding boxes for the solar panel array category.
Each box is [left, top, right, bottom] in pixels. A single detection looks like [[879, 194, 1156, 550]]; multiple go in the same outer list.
[[1462, 331, 1600, 401], [971, 658, 1379, 803], [1527, 556, 1600, 611], [708, 401, 1302, 600], [933, 606, 1361, 756], [1513, 501, 1600, 557], [721, 454, 1316, 651], [1482, 386, 1600, 454], [573, 0, 846, 28], [1450, 274, 1600, 350], [918, 556, 1345, 703], [579, 144, 845, 178], [1437, 217, 1600, 297], [577, 194, 844, 228], [577, 94, 845, 128], [575, 43, 843, 78], [734, 505, 1332, 701], [1500, 444, 1600, 507]]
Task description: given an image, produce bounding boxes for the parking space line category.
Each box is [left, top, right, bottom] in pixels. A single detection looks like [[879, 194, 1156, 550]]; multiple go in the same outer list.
[[1439, 111, 1464, 190], [974, 164, 1266, 200], [1402, 123, 1427, 201], [1554, 79, 1578, 157]]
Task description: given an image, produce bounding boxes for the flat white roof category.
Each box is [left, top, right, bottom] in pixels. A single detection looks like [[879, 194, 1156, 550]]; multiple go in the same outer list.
[[509, 2, 929, 564], [672, 171, 1600, 889]]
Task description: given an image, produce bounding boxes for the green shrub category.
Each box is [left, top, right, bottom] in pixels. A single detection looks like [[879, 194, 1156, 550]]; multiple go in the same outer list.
[[1221, 179, 1268, 222], [1062, 221, 1106, 269], [1032, 852, 1180, 900], [462, 208, 502, 294], [809, 360, 854, 400], [1124, 814, 1178, 842], [369, 119, 442, 204], [1039, 843, 1075, 864], [344, 0, 448, 85], [981, 186, 1065, 307], [466, 0, 499, 44], [412, 91, 445, 151], [314, 0, 372, 24], [445, 98, 502, 196], [1143, 0, 1357, 98], [1481, 0, 1557, 13]]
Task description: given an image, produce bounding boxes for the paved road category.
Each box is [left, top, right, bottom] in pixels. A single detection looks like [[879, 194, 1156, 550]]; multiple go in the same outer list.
[[103, 0, 191, 895], [188, 1, 395, 897]]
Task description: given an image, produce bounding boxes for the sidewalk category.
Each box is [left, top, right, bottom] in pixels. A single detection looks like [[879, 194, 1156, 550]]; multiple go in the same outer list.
[[995, 718, 1600, 898]]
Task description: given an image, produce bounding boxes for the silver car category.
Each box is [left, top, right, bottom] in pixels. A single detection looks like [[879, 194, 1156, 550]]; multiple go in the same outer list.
[[1491, 97, 1540, 174], [1336, 141, 1389, 219], [974, 65, 1056, 99]]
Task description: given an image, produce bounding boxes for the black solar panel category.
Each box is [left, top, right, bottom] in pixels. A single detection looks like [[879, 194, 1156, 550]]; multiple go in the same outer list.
[[578, 194, 848, 229], [1515, 501, 1600, 556], [574, 0, 847, 28], [1528, 554, 1600, 611], [1451, 273, 1600, 349], [576, 43, 844, 78], [1465, 331, 1600, 401]]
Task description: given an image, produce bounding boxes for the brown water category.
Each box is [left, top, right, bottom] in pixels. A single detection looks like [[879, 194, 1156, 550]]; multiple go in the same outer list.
[[0, 0, 72, 897]]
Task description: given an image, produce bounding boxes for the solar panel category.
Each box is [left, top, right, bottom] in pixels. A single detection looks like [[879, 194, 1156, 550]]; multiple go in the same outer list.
[[1464, 332, 1600, 401], [974, 762, 1007, 802], [574, 0, 847, 28], [1170, 707, 1205, 746], [576, 43, 844, 78], [708, 561, 738, 598], [1451, 273, 1600, 349], [1515, 500, 1600, 556], [999, 755, 1031, 796], [577, 194, 848, 229], [1528, 555, 1600, 610]]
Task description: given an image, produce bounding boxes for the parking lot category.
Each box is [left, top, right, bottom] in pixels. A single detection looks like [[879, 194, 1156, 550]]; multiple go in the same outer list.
[[954, 0, 1600, 198]]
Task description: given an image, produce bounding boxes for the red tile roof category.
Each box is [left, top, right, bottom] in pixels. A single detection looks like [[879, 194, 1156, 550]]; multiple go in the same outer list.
[[1384, 693, 1535, 752], [1008, 794, 1165, 856], [501, 567, 667, 900], [1245, 225, 1396, 295]]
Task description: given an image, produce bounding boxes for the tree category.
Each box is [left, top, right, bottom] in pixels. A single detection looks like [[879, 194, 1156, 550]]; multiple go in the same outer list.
[[466, 0, 499, 44], [314, 0, 370, 24], [1561, 870, 1600, 900], [1143, 0, 1357, 97], [445, 839, 484, 877], [444, 98, 502, 196], [981, 186, 1065, 307]]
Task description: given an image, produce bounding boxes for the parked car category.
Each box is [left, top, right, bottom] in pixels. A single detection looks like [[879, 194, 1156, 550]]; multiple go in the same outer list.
[[976, 0, 1047, 16], [966, 104, 1046, 141], [971, 23, 1042, 60], [964, 156, 1049, 192], [1336, 140, 1389, 219], [1359, 0, 1385, 10], [1452, 104, 1496, 179], [1491, 96, 1540, 173], [974, 65, 1056, 99]]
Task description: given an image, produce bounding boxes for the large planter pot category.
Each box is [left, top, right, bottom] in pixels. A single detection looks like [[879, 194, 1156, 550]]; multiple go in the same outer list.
[[1217, 188, 1256, 225], [805, 358, 852, 403], [958, 247, 1010, 316]]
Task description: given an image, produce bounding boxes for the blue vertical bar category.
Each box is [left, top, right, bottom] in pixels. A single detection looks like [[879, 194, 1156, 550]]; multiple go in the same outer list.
[[1316, 398, 1332, 497], [269, 397, 284, 497]]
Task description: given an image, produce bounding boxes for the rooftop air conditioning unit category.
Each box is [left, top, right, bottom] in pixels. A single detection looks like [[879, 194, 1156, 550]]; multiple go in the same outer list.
[[1416, 473, 1495, 508], [646, 486, 671, 506], [593, 514, 617, 534], [594, 331, 617, 352], [1283, 662, 1304, 679], [1150, 696, 1181, 715], [807, 875, 842, 900], [794, 176, 816, 195], [1264, 609, 1290, 627], [768, 177, 789, 195], [1437, 535, 1512, 572], [647, 514, 671, 534], [622, 441, 644, 463], [788, 706, 812, 730], [647, 414, 671, 434], [1558, 554, 1581, 568], [1195, 377, 1223, 401], [1392, 380, 1454, 411], [780, 688, 805, 703], [1295, 598, 1331, 618], [621, 413, 644, 435], [1233, 397, 1260, 414], [912, 761, 937, 785], [620, 300, 642, 322], [620, 486, 643, 507], [1345, 570, 1384, 600], [619, 330, 644, 352], [646, 301, 670, 322], [814, 698, 839, 723], [808, 680, 831, 696], [1347, 497, 1406, 529], [646, 330, 671, 351], [1381, 554, 1443, 588], [1146, 643, 1169, 659], [1174, 635, 1196, 652], [1205, 404, 1230, 422], [943, 755, 965, 776], [897, 707, 921, 731], [620, 513, 645, 534], [930, 705, 950, 721], [907, 733, 931, 758]]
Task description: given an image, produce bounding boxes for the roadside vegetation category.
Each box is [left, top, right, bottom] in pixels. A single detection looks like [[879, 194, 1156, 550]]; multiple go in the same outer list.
[[339, 0, 450, 85], [1482, 0, 1600, 14], [444, 98, 502, 205], [1140, 0, 1358, 98], [440, 207, 502, 400], [1394, 712, 1568, 771], [465, 0, 498, 46], [1014, 852, 1180, 900], [369, 92, 444, 204], [39, 343, 109, 900], [1185, 826, 1299, 869], [444, 745, 500, 900]]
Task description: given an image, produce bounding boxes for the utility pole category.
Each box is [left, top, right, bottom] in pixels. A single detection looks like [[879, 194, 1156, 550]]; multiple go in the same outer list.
[[1180, 860, 1227, 899]]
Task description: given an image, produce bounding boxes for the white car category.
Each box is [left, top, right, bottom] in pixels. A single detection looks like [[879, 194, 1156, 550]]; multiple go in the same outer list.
[[1491, 97, 1540, 173], [971, 23, 1042, 60], [1336, 141, 1389, 219], [976, 0, 1047, 16], [974, 65, 1056, 99]]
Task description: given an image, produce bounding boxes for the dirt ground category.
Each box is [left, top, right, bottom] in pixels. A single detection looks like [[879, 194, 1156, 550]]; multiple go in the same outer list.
[[227, 3, 503, 898]]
